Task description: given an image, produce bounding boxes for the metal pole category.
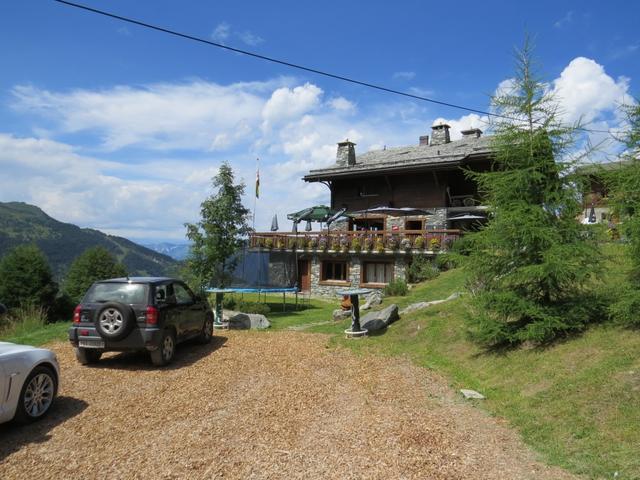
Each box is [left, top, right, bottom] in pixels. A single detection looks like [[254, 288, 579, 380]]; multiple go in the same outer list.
[[351, 294, 361, 332], [214, 292, 224, 326]]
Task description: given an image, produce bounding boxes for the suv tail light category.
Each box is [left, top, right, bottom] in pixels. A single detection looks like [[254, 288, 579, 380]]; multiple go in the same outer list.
[[73, 305, 82, 323], [146, 306, 158, 325]]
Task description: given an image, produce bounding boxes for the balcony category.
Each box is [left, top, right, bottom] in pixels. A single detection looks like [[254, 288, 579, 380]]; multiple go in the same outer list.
[[248, 229, 461, 254]]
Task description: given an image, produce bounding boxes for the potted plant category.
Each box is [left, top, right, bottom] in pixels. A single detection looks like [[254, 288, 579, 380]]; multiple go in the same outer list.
[[400, 238, 412, 251], [265, 238, 274, 250], [413, 236, 425, 249], [375, 239, 385, 253], [351, 238, 362, 252], [318, 237, 328, 252], [363, 237, 373, 252], [276, 238, 286, 250], [307, 237, 318, 249], [430, 237, 441, 251], [386, 237, 398, 250]]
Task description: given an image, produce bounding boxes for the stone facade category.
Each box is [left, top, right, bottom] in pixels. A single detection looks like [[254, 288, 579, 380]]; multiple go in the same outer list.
[[307, 252, 409, 298]]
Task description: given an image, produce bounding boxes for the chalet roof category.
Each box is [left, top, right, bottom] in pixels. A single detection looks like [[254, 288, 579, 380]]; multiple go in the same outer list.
[[304, 135, 493, 182]]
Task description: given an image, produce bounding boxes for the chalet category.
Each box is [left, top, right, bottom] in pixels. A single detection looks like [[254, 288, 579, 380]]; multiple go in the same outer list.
[[249, 123, 494, 296]]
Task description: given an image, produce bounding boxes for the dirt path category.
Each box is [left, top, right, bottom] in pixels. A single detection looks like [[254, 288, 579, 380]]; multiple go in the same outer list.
[[0, 331, 577, 479]]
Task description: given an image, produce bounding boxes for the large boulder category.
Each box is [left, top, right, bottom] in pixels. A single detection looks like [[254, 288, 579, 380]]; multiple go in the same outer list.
[[360, 304, 399, 331], [361, 291, 383, 311], [227, 311, 271, 329]]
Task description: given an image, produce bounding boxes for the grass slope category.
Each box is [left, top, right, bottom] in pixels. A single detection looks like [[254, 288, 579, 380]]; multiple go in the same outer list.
[[0, 201, 177, 278]]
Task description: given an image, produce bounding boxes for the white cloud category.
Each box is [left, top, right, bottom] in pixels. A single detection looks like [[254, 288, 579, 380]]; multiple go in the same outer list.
[[393, 71, 416, 81], [238, 31, 264, 46], [554, 11, 574, 28], [261, 83, 323, 129], [211, 22, 230, 43], [551, 57, 630, 124], [11, 81, 271, 151], [329, 97, 356, 113]]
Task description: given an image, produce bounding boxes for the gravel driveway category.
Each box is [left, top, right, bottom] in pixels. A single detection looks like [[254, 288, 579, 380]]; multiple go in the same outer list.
[[0, 331, 578, 479]]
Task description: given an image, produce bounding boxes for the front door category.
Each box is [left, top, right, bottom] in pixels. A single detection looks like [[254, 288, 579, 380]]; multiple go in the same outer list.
[[297, 260, 311, 292]]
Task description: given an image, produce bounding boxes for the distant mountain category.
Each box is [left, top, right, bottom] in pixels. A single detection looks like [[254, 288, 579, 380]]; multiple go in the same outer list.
[[0, 202, 178, 279], [143, 242, 191, 261]]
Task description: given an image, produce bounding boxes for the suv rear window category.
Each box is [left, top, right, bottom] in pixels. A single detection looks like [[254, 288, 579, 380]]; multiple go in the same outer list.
[[83, 282, 148, 304]]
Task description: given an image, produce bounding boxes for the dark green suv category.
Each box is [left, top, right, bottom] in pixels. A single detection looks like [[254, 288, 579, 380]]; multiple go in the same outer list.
[[68, 277, 214, 366]]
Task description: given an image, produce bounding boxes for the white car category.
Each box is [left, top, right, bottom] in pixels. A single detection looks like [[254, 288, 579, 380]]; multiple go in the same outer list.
[[0, 342, 60, 424]]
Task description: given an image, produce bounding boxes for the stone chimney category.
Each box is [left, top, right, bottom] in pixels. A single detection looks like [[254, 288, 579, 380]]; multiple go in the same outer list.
[[419, 135, 430, 146], [336, 140, 356, 166], [430, 123, 451, 146], [461, 128, 482, 139]]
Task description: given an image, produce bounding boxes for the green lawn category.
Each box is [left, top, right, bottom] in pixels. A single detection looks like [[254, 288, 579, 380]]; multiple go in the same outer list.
[[1, 320, 69, 346]]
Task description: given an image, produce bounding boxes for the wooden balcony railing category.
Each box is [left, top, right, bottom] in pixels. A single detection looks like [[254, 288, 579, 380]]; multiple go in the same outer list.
[[248, 229, 461, 253]]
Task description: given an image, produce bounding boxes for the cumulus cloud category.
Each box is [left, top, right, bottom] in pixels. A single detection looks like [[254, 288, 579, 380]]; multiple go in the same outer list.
[[261, 83, 323, 129], [211, 22, 263, 46], [329, 97, 356, 113], [431, 114, 490, 140], [211, 22, 231, 43], [551, 57, 630, 124]]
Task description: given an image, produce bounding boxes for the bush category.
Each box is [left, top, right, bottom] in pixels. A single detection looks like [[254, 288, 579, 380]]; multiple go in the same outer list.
[[222, 295, 237, 310], [0, 244, 58, 312], [609, 287, 640, 328], [64, 246, 127, 302], [384, 279, 408, 297], [435, 253, 459, 271], [407, 256, 440, 283], [237, 301, 271, 315]]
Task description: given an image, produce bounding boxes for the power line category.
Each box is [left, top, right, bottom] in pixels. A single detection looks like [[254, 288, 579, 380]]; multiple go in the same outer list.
[[53, 0, 613, 135]]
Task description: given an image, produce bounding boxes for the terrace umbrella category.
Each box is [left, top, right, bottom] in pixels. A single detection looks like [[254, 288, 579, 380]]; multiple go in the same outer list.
[[352, 206, 435, 216], [270, 214, 279, 232], [588, 205, 597, 223], [447, 213, 486, 221]]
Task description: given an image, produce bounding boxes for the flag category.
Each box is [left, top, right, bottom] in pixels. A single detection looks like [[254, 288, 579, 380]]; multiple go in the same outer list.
[[255, 160, 260, 198]]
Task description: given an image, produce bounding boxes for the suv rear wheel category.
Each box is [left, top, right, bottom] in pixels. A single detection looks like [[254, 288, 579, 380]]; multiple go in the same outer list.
[[150, 329, 176, 366]]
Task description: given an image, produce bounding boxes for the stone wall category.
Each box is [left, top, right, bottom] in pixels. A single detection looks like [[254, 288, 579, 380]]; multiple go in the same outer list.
[[308, 253, 408, 298]]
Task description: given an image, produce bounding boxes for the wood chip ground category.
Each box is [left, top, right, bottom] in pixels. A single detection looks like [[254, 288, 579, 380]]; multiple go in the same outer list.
[[0, 331, 579, 479]]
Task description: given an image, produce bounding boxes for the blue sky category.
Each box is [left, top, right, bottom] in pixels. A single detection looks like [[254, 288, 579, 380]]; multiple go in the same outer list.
[[1, 0, 638, 242]]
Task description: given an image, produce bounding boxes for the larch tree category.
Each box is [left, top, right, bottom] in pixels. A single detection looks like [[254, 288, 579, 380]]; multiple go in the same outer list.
[[464, 39, 601, 346]]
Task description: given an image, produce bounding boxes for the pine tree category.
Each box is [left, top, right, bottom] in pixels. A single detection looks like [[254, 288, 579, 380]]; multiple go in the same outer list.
[[464, 40, 601, 346], [605, 100, 640, 327], [64, 246, 128, 302], [185, 162, 251, 289], [0, 244, 58, 310]]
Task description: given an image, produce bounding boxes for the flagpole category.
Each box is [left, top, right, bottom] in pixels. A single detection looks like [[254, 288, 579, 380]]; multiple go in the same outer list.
[[253, 157, 259, 231]]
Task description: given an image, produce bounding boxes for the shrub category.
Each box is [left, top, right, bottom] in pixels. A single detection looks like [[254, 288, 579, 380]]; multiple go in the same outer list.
[[222, 295, 237, 310], [406, 256, 440, 283], [0, 244, 58, 312], [435, 253, 459, 271], [237, 301, 271, 315], [609, 287, 640, 328], [384, 279, 408, 296]]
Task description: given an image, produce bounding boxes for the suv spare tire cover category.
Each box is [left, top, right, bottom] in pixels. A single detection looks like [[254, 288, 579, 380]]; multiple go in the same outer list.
[[94, 302, 135, 341]]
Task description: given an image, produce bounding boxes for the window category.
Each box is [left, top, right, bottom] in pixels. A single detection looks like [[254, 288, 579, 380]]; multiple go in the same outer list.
[[362, 262, 394, 285], [85, 282, 147, 304], [321, 261, 348, 282], [405, 219, 423, 231], [173, 283, 195, 304]]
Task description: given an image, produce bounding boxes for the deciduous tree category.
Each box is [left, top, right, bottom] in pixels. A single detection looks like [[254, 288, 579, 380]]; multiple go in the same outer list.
[[64, 246, 127, 302], [185, 162, 251, 290]]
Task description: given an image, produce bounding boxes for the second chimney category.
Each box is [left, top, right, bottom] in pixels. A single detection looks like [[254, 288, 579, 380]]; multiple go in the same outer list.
[[431, 123, 451, 145], [336, 140, 356, 166], [461, 128, 483, 139], [419, 135, 430, 146]]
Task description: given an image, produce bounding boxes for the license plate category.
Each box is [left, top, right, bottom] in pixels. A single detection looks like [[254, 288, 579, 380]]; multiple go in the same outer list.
[[79, 339, 105, 349]]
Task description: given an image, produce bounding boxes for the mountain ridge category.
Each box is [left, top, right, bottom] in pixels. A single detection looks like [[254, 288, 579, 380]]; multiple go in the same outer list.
[[0, 201, 178, 279]]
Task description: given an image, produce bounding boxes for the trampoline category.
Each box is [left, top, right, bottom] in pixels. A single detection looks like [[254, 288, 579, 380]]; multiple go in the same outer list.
[[205, 286, 301, 325]]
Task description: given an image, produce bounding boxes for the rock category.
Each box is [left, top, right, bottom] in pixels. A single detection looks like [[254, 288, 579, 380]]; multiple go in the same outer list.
[[360, 304, 399, 331], [227, 311, 271, 329], [399, 292, 462, 315], [361, 291, 383, 311], [332, 309, 351, 321], [460, 389, 485, 400]]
